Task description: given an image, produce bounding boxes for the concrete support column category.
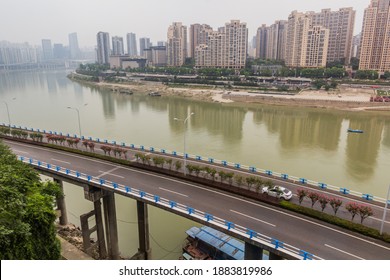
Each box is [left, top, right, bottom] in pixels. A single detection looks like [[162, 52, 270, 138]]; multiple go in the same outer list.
[[54, 178, 68, 226], [103, 192, 120, 260], [244, 242, 263, 260], [137, 200, 151, 260], [94, 199, 107, 259]]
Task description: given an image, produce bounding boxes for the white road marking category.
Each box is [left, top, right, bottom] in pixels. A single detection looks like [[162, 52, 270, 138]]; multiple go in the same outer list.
[[324, 244, 365, 260], [51, 158, 70, 164], [6, 140, 390, 253], [14, 149, 29, 154], [98, 167, 123, 178], [159, 187, 189, 197], [230, 209, 276, 227]]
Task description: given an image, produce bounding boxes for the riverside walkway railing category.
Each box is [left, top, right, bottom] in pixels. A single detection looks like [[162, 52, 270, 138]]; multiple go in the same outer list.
[[1, 123, 387, 205], [18, 155, 319, 260]]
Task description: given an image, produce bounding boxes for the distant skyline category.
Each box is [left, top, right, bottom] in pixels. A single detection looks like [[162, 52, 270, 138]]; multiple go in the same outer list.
[[1, 0, 370, 47]]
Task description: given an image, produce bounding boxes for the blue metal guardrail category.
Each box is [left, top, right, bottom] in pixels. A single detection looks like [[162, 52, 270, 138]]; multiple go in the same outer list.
[[1, 124, 385, 205], [18, 155, 320, 260]]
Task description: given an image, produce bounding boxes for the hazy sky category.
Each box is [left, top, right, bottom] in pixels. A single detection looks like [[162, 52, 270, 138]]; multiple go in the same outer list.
[[1, 0, 370, 47]]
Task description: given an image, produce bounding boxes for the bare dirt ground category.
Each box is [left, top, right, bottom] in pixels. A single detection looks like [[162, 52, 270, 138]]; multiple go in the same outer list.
[[92, 80, 390, 112]]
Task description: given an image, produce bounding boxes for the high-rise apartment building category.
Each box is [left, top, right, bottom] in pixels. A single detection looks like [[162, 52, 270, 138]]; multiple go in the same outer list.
[[256, 25, 268, 59], [285, 11, 332, 68], [359, 0, 390, 73], [126, 33, 137, 56], [223, 20, 248, 69], [112, 36, 124, 55], [305, 26, 329, 67], [194, 20, 248, 69], [41, 39, 53, 61], [68, 32, 80, 59], [268, 20, 288, 61], [352, 33, 361, 58], [96, 32, 110, 64], [310, 8, 355, 64], [285, 11, 312, 67], [189, 24, 213, 58], [139, 37, 151, 57], [0, 42, 39, 67], [167, 22, 187, 66], [255, 21, 287, 61]]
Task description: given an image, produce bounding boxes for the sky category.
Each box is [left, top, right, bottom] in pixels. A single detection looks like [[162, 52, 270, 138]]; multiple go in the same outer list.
[[0, 0, 371, 48]]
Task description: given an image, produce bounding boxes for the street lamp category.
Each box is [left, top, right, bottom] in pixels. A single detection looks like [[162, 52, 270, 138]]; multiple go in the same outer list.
[[67, 104, 87, 138], [380, 184, 390, 235], [1, 97, 16, 128], [174, 112, 194, 176]]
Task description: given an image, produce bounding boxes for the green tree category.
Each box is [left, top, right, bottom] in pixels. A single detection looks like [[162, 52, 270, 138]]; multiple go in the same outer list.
[[0, 141, 61, 259]]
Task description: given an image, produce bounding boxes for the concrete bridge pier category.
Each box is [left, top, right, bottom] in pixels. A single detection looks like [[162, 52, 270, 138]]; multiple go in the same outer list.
[[54, 178, 68, 226], [80, 185, 107, 259], [244, 242, 264, 260], [136, 201, 151, 259], [103, 192, 120, 260]]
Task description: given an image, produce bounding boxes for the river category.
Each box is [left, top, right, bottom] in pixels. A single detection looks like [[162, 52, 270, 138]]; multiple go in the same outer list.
[[1, 70, 390, 259]]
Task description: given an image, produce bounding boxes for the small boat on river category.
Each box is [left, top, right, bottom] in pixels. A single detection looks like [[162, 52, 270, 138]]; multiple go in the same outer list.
[[347, 129, 364, 133], [148, 92, 161, 96]]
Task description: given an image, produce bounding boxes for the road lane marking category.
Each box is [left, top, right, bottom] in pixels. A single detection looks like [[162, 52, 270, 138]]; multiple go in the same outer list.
[[230, 209, 276, 227], [14, 149, 29, 154], [51, 158, 71, 164], [324, 244, 365, 260], [98, 167, 123, 178], [159, 187, 189, 197], [6, 140, 390, 253]]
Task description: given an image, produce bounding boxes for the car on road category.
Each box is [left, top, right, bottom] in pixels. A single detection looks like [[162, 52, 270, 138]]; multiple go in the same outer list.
[[261, 185, 292, 200]]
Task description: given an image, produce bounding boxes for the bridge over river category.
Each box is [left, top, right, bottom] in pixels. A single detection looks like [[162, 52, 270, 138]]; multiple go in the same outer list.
[[1, 126, 390, 260]]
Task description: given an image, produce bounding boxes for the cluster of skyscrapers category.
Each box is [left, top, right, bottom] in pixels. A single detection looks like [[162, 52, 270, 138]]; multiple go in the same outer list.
[[0, 32, 94, 69], [3, 1, 390, 73], [97, 20, 249, 69], [255, 8, 356, 68]]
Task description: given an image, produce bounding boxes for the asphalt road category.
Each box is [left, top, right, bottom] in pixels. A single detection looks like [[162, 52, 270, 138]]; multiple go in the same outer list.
[[4, 139, 390, 260]]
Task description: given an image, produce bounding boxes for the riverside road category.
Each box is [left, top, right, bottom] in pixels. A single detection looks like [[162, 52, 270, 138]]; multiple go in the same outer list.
[[4, 139, 390, 260]]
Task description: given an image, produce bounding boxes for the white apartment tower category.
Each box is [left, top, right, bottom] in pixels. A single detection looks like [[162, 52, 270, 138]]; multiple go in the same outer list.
[[286, 11, 312, 67], [126, 33, 137, 56], [139, 37, 151, 57], [189, 24, 213, 58], [112, 36, 124, 56], [167, 22, 187, 66], [305, 26, 329, 67], [223, 20, 248, 69], [96, 32, 110, 64], [255, 21, 287, 61], [68, 33, 80, 59], [310, 8, 355, 64], [194, 20, 247, 69], [359, 0, 390, 73]]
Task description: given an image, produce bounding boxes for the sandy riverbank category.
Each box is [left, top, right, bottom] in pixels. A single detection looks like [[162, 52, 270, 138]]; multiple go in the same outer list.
[[82, 79, 390, 112]]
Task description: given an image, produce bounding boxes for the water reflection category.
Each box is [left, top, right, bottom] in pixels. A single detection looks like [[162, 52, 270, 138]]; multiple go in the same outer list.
[[345, 116, 384, 181], [253, 107, 342, 151]]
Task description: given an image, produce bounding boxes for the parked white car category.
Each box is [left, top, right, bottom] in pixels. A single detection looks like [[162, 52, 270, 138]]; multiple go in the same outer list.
[[261, 186, 292, 200]]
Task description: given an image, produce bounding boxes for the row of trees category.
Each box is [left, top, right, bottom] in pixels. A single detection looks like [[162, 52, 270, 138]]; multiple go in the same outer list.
[[297, 189, 374, 224]]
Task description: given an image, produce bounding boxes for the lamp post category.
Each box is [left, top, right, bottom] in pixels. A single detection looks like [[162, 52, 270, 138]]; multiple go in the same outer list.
[[174, 112, 194, 176], [2, 97, 16, 128], [67, 104, 87, 138], [380, 184, 390, 235]]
